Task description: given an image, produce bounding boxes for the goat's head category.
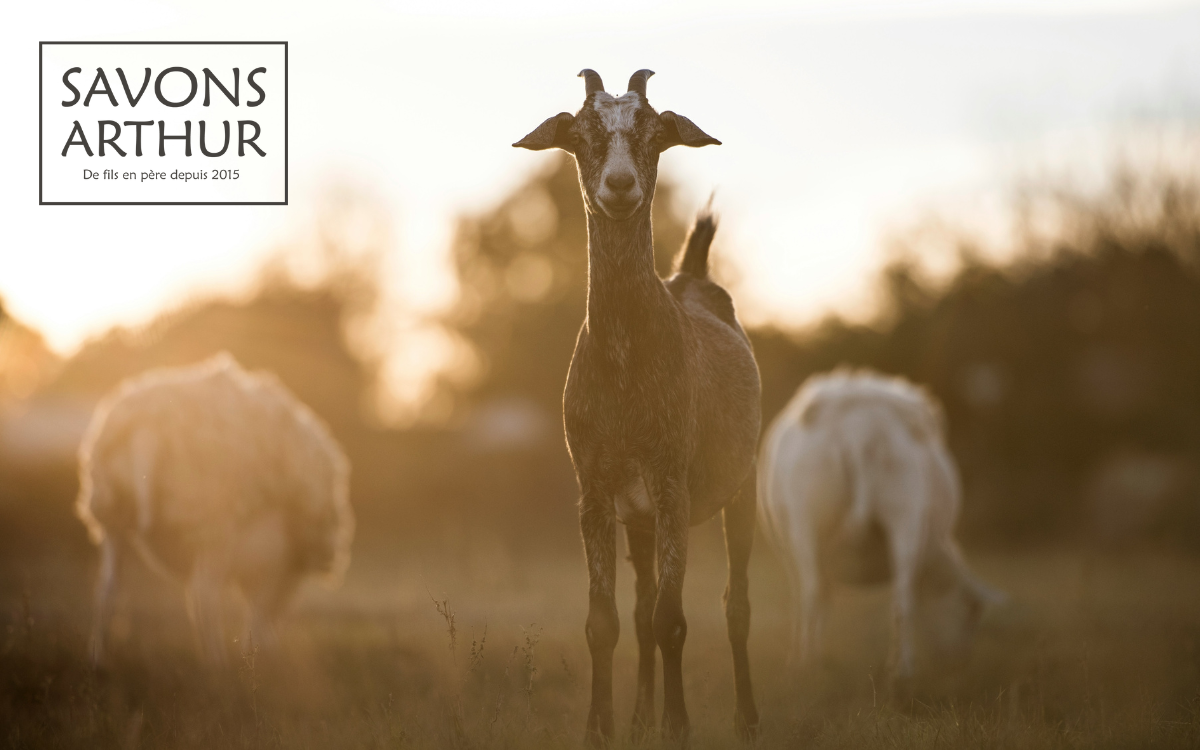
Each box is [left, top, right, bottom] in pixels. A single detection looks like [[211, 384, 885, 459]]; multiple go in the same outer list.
[[915, 548, 1006, 667], [513, 69, 720, 221]]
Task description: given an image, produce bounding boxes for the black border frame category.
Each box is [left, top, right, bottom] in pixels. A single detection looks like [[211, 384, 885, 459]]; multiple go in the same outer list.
[[39, 41, 288, 206]]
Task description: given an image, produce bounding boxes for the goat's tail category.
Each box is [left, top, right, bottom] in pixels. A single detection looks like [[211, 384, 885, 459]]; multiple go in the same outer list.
[[677, 202, 717, 279]]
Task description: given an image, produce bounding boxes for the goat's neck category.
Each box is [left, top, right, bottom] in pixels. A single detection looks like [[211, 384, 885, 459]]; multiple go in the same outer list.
[[584, 209, 662, 338]]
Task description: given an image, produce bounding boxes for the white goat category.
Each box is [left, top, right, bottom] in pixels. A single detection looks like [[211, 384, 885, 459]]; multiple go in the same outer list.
[[77, 353, 354, 665], [758, 370, 1002, 679]]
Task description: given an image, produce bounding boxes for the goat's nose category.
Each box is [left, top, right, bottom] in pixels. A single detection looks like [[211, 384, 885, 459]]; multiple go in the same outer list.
[[605, 172, 635, 192]]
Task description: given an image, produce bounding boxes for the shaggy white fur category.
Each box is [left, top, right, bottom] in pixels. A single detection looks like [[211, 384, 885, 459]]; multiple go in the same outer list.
[[77, 353, 353, 665], [759, 369, 1002, 680]]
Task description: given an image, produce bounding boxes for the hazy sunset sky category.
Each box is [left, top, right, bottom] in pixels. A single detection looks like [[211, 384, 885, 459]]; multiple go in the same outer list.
[[3, 0, 1199, 374]]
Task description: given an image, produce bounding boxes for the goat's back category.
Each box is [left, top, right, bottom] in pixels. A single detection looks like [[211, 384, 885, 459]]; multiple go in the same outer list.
[[759, 369, 959, 568], [666, 273, 762, 524]]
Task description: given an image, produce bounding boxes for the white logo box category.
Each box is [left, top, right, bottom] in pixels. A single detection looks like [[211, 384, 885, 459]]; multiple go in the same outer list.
[[40, 41, 287, 205]]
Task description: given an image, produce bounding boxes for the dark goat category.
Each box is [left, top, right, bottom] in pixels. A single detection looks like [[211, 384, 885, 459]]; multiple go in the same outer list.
[[515, 69, 761, 745]]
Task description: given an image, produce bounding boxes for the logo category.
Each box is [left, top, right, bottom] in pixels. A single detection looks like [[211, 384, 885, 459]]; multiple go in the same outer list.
[[39, 41, 288, 205]]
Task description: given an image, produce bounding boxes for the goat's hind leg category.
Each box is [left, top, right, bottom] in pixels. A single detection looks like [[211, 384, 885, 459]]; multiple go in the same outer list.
[[723, 478, 760, 741], [242, 570, 298, 657], [89, 536, 122, 667], [795, 538, 827, 666], [890, 566, 918, 687], [626, 524, 657, 741], [186, 555, 230, 669], [238, 516, 300, 657]]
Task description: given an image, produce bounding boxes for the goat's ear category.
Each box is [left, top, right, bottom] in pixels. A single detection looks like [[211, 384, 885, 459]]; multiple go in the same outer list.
[[513, 112, 576, 152], [659, 111, 721, 150]]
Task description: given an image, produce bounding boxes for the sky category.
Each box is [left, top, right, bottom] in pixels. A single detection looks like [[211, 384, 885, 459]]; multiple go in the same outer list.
[[3, 0, 1199, 410]]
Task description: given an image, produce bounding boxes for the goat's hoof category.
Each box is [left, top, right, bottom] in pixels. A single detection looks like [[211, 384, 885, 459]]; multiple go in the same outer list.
[[629, 715, 654, 744], [889, 673, 917, 707], [585, 709, 614, 747], [734, 709, 760, 742], [661, 714, 691, 748]]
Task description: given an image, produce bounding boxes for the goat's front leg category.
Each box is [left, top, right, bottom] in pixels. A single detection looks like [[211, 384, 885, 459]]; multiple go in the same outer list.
[[722, 477, 759, 741], [626, 524, 658, 740], [652, 472, 691, 745], [580, 483, 620, 747]]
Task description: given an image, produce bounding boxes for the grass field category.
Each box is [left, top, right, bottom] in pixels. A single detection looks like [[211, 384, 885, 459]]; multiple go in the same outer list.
[[3, 523, 1200, 749]]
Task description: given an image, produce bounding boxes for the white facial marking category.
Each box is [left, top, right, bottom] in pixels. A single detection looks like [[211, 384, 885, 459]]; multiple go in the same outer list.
[[594, 92, 641, 132], [591, 92, 645, 217]]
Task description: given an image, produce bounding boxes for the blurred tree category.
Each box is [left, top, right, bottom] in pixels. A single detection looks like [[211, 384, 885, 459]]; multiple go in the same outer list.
[[43, 183, 393, 438], [44, 282, 372, 437], [436, 154, 691, 417], [0, 299, 59, 404]]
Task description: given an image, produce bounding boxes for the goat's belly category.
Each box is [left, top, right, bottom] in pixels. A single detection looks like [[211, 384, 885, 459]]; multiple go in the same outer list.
[[615, 475, 654, 526]]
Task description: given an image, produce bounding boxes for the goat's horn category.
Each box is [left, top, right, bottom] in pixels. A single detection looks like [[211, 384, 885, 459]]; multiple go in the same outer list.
[[627, 69, 655, 97], [578, 69, 604, 97]]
